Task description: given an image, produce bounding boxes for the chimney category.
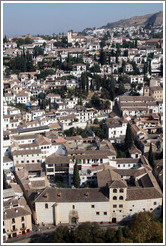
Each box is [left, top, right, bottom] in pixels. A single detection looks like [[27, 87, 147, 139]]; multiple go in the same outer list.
[[84, 192, 89, 197], [57, 192, 61, 197]]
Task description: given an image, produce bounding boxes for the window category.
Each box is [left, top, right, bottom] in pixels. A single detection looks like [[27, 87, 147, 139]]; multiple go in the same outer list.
[[104, 212, 107, 215], [150, 208, 153, 211], [119, 196, 123, 200], [21, 217, 24, 221], [118, 165, 120, 167], [154, 202, 157, 205], [132, 205, 134, 207], [119, 205, 123, 208], [3, 229, 5, 234], [12, 218, 15, 224], [12, 225, 16, 231], [91, 205, 95, 208], [119, 210, 122, 212], [143, 208, 145, 211], [130, 209, 132, 211], [45, 203, 48, 209], [119, 189, 124, 193], [72, 205, 75, 209], [22, 223, 25, 228], [96, 212, 100, 215], [113, 189, 117, 193], [113, 205, 117, 208], [113, 196, 117, 200]]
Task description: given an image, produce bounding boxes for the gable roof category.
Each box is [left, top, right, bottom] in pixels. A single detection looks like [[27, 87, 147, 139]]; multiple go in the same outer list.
[[126, 187, 162, 201], [34, 187, 109, 203]]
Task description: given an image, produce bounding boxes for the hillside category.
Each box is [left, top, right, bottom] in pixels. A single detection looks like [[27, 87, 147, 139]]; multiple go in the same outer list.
[[102, 11, 163, 28]]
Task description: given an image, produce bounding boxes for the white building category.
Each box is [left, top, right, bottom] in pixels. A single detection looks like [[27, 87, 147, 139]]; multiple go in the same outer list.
[[106, 118, 127, 143], [16, 92, 30, 104], [34, 167, 162, 226], [3, 156, 14, 171]]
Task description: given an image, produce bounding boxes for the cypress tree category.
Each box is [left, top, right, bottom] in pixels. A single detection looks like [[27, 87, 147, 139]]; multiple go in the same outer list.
[[99, 49, 106, 65], [73, 160, 80, 188], [148, 143, 154, 168], [124, 123, 133, 150]]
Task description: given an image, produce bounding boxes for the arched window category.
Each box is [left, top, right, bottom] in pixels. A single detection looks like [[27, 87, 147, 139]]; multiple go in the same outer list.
[[119, 196, 123, 200], [45, 203, 48, 209], [119, 189, 124, 193], [113, 196, 117, 200], [113, 189, 117, 193]]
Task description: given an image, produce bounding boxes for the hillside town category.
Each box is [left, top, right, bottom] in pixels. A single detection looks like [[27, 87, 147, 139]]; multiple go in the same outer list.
[[3, 17, 163, 243]]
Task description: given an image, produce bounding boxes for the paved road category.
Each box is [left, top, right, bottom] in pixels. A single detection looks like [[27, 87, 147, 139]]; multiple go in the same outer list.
[[5, 226, 56, 244], [5, 223, 124, 243]]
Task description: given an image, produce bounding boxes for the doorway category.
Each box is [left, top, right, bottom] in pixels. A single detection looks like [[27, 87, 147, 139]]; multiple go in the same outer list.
[[71, 217, 77, 225], [112, 217, 116, 223]]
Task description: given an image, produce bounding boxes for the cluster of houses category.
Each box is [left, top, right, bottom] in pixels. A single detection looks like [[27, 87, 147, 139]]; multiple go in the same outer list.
[[3, 22, 163, 242]]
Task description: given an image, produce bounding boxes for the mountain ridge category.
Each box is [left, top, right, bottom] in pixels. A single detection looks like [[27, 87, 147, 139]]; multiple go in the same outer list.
[[102, 11, 163, 28]]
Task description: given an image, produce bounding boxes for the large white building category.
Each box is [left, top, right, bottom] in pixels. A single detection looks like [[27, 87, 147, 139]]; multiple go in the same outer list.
[[34, 167, 162, 226]]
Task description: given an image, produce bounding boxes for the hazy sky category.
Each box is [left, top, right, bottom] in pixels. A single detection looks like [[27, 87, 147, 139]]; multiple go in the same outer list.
[[3, 2, 163, 37]]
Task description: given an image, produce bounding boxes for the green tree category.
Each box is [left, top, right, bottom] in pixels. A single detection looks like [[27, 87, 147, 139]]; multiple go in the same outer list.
[[80, 72, 88, 92], [124, 123, 133, 150], [38, 92, 46, 100], [54, 226, 72, 243], [125, 212, 163, 243], [90, 64, 101, 73], [94, 118, 99, 124], [91, 94, 101, 109], [33, 46, 44, 57], [116, 227, 123, 243], [73, 161, 80, 188], [148, 143, 155, 168], [25, 37, 34, 44], [99, 49, 106, 65], [3, 35, 8, 43], [105, 227, 117, 243], [30, 96, 37, 101], [74, 222, 104, 243], [124, 50, 128, 57]]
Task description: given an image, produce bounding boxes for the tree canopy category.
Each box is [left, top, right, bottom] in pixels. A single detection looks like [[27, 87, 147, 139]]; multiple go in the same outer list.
[[53, 212, 162, 243], [73, 161, 80, 188], [148, 143, 155, 168], [124, 123, 133, 150]]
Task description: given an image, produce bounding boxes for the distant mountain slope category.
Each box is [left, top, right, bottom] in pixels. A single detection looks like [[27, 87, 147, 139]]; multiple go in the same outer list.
[[102, 11, 163, 28]]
